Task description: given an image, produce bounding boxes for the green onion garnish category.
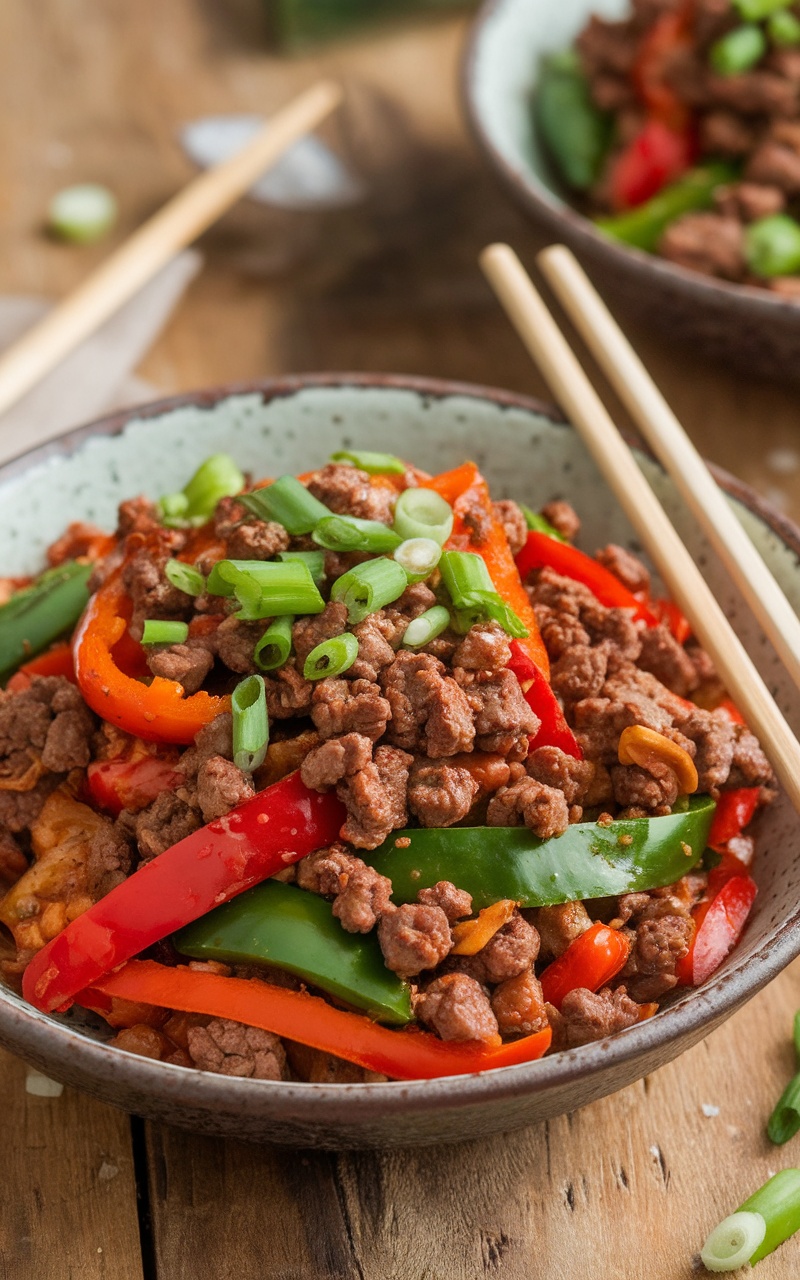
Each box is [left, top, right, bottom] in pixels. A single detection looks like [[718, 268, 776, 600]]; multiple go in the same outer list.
[[709, 23, 767, 75], [232, 674, 269, 773], [253, 615, 294, 672], [141, 620, 189, 645], [330, 449, 405, 475], [0, 561, 92, 683], [276, 549, 326, 586], [745, 214, 800, 278], [767, 1012, 800, 1145], [393, 537, 442, 583], [312, 515, 402, 554], [240, 476, 330, 536], [206, 559, 324, 621], [330, 557, 409, 624], [164, 560, 206, 597], [735, 0, 792, 20], [47, 183, 118, 244], [303, 632, 359, 680], [159, 454, 245, 527], [392, 488, 454, 546], [701, 1170, 800, 1269], [769, 8, 800, 43], [439, 550, 528, 639], [402, 605, 451, 650], [519, 504, 567, 541]]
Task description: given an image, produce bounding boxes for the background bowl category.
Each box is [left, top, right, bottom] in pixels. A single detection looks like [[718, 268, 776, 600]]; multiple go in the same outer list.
[[464, 0, 800, 385], [2, 373, 800, 1149]]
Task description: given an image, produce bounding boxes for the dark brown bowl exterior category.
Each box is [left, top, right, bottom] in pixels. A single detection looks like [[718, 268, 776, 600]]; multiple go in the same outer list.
[[463, 0, 800, 385], [2, 373, 800, 1149]]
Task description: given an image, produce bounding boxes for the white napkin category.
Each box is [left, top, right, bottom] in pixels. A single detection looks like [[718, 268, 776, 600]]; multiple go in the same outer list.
[[0, 250, 202, 468]]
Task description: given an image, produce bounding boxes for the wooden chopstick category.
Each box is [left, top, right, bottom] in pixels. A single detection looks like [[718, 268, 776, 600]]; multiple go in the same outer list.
[[480, 242, 800, 816], [0, 80, 342, 424], [537, 242, 800, 696]]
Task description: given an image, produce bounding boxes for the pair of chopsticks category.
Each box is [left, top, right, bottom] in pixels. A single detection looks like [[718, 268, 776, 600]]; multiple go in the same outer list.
[[481, 243, 800, 815]]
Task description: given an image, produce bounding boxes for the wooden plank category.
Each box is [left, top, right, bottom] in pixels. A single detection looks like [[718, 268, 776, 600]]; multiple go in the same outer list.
[[0, 1048, 144, 1280]]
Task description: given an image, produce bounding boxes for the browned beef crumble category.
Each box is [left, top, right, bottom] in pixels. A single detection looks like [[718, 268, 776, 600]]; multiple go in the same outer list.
[[416, 973, 499, 1041], [187, 1017, 288, 1080], [548, 987, 641, 1051]]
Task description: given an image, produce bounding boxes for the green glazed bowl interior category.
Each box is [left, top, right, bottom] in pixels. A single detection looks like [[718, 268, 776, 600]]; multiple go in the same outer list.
[[2, 373, 800, 1149]]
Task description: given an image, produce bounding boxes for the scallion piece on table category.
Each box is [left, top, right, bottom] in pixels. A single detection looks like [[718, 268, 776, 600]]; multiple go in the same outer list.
[[141, 620, 189, 645], [402, 605, 451, 650], [745, 214, 800, 277], [159, 454, 245, 527], [393, 537, 442, 582], [240, 476, 330, 536], [519, 504, 567, 541], [164, 560, 206, 597], [276, 549, 326, 586], [312, 514, 402, 554], [701, 1170, 800, 1269], [330, 557, 409, 624], [231, 674, 269, 773], [47, 183, 118, 244], [253, 615, 294, 672], [735, 0, 792, 21], [439, 550, 528, 639], [303, 632, 359, 680], [330, 449, 405, 475], [709, 23, 767, 75], [767, 1011, 800, 1144], [392, 488, 454, 545], [0, 561, 92, 683], [206, 559, 324, 620], [769, 8, 800, 43]]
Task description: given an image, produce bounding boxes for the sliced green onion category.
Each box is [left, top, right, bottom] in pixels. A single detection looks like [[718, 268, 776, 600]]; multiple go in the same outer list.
[[393, 488, 454, 546], [745, 214, 800, 277], [164, 560, 206, 597], [738, 1169, 800, 1264], [253, 615, 294, 672], [276, 549, 326, 586], [402, 605, 451, 650], [709, 23, 767, 75], [206, 560, 324, 620], [141, 620, 189, 645], [767, 1073, 800, 1144], [736, 0, 792, 20], [159, 493, 189, 522], [793, 1009, 800, 1060], [330, 449, 405, 475], [232, 674, 269, 773], [439, 550, 528, 639], [701, 1212, 767, 1271], [769, 8, 800, 43], [48, 183, 118, 244], [330, 557, 409, 624], [312, 515, 402, 554], [160, 454, 245, 527], [393, 537, 442, 583], [519, 504, 567, 541], [303, 632, 359, 680], [0, 561, 92, 683], [240, 476, 330, 536]]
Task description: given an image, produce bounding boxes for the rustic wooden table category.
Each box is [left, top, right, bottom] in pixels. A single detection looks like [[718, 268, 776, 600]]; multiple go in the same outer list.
[[4, 3, 800, 1277]]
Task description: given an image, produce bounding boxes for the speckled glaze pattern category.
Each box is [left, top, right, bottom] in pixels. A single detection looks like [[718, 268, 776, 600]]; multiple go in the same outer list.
[[2, 373, 800, 1149], [464, 0, 800, 384]]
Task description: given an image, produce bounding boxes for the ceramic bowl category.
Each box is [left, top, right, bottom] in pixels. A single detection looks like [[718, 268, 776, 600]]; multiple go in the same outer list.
[[464, 0, 800, 384], [2, 373, 799, 1149]]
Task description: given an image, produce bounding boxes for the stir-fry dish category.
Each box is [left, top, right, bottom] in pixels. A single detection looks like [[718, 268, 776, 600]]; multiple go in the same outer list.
[[536, 0, 800, 292], [0, 451, 774, 1083]]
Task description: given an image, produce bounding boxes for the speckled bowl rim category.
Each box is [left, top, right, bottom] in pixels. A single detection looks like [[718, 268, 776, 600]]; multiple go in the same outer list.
[[3, 370, 800, 1127], [462, 0, 800, 316]]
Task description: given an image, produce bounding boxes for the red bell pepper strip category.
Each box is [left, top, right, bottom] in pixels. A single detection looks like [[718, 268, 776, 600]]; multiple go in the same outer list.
[[539, 922, 632, 1010], [507, 640, 583, 759], [708, 787, 760, 852], [73, 576, 229, 744], [78, 959, 553, 1080], [516, 531, 659, 626], [651, 597, 692, 646], [6, 643, 76, 692], [87, 753, 184, 816], [608, 118, 696, 211], [22, 771, 346, 1014], [716, 698, 745, 726], [675, 874, 757, 987], [632, 6, 694, 125]]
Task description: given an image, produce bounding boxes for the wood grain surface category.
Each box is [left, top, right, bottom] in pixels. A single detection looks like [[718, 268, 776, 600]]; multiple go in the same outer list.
[[3, 2, 800, 1277]]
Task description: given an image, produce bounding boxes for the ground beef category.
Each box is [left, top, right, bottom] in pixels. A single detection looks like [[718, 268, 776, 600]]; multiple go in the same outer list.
[[460, 493, 494, 545], [491, 971, 549, 1037], [86, 823, 133, 898], [636, 624, 699, 698], [492, 500, 528, 556], [225, 519, 290, 561], [117, 495, 160, 537], [471, 914, 540, 984], [122, 549, 192, 639], [524, 746, 599, 807], [215, 617, 262, 675], [548, 986, 640, 1050], [594, 544, 651, 594], [417, 881, 473, 923], [610, 762, 679, 815], [728, 725, 776, 789], [407, 759, 479, 827], [0, 677, 95, 799], [378, 902, 452, 977], [381, 651, 475, 758], [306, 464, 394, 524], [292, 602, 348, 667], [676, 708, 735, 795], [179, 713, 234, 781], [745, 126, 800, 193], [310, 677, 390, 742], [382, 584, 439, 645], [620, 914, 694, 1001], [337, 745, 413, 850], [416, 973, 499, 1042], [550, 644, 609, 704], [487, 777, 570, 838], [349, 613, 397, 681], [263, 665, 313, 720], [300, 733, 373, 790], [458, 668, 539, 758], [539, 501, 580, 541], [0, 775, 61, 835], [296, 843, 393, 932], [0, 829, 27, 892], [147, 642, 214, 694], [714, 179, 786, 220], [133, 791, 201, 862], [195, 756, 254, 822], [659, 213, 746, 280], [187, 1016, 287, 1080], [701, 112, 757, 158], [450, 622, 511, 675], [533, 901, 592, 961], [530, 568, 642, 664], [707, 70, 798, 117]]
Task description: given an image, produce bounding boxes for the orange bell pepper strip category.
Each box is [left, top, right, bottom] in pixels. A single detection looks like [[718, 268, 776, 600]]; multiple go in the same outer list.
[[450, 899, 518, 956], [424, 463, 550, 678], [78, 959, 553, 1080], [73, 576, 229, 745], [539, 922, 631, 1010], [6, 643, 76, 692]]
